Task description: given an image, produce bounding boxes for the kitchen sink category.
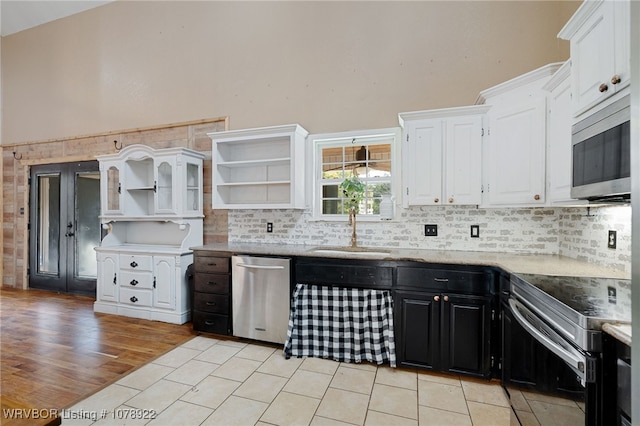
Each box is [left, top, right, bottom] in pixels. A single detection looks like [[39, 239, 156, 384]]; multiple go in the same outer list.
[[310, 247, 391, 256]]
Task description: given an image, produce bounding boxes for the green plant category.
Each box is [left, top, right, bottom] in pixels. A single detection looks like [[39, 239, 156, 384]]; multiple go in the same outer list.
[[339, 175, 365, 213]]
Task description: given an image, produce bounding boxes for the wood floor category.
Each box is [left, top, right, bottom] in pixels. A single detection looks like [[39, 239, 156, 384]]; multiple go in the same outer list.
[[0, 287, 196, 424]]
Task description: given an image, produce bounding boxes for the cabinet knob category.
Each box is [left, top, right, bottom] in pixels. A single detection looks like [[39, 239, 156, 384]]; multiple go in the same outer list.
[[534, 194, 540, 201], [599, 83, 609, 93], [448, 197, 454, 203], [130, 261, 138, 268], [434, 198, 439, 203], [130, 296, 138, 303], [611, 75, 621, 85], [434, 295, 440, 302], [443, 295, 449, 302], [130, 279, 138, 286]]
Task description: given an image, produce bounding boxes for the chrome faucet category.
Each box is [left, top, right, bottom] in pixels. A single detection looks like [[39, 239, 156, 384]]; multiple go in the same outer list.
[[349, 207, 357, 248]]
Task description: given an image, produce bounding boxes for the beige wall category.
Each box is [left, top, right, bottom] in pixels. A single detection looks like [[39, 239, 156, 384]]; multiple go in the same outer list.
[[1, 1, 578, 145]]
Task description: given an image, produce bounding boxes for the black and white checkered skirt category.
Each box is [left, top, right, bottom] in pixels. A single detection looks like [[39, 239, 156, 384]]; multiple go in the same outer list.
[[283, 283, 396, 367]]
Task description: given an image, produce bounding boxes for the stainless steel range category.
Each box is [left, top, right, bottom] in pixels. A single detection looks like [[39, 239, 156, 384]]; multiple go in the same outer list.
[[503, 273, 631, 426]]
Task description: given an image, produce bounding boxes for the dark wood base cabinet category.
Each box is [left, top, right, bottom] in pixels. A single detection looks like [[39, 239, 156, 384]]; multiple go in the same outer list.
[[192, 252, 232, 335], [395, 290, 493, 377], [393, 265, 496, 378]]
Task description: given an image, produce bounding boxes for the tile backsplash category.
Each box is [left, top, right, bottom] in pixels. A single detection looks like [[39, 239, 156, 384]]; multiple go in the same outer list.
[[228, 204, 632, 274]]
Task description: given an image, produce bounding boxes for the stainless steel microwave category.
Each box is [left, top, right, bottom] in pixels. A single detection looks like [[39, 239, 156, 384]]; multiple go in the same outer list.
[[571, 95, 630, 202]]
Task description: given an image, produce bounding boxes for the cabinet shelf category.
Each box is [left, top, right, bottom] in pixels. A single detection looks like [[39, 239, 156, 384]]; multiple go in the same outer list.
[[210, 124, 308, 209], [217, 158, 291, 168], [217, 180, 291, 187]]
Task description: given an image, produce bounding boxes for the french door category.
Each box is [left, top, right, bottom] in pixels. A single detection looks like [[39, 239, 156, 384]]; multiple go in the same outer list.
[[29, 162, 101, 296]]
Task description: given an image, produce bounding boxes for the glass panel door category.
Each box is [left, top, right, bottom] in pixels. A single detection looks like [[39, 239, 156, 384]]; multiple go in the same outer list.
[[157, 161, 173, 211], [75, 172, 101, 280], [29, 162, 100, 296], [106, 166, 121, 212], [37, 174, 61, 277]]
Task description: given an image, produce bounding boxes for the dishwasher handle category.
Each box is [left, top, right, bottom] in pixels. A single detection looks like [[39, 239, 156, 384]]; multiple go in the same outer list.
[[235, 263, 285, 270]]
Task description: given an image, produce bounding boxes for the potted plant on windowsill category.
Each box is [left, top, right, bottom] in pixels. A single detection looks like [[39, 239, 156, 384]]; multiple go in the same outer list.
[[339, 175, 365, 248]]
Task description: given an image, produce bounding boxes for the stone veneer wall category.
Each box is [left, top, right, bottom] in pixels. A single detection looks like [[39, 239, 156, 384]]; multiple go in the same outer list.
[[227, 204, 632, 275]]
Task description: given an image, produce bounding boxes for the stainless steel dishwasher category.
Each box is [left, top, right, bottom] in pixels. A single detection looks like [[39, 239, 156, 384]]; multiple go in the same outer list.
[[231, 255, 291, 344]]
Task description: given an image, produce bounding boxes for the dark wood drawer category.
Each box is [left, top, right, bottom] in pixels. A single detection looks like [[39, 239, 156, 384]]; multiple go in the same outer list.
[[192, 311, 230, 335], [397, 266, 491, 294], [194, 273, 230, 294], [194, 256, 230, 274], [193, 292, 229, 314]]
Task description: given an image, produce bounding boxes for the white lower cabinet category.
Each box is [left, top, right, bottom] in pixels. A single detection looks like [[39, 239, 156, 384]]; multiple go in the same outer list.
[[95, 249, 191, 324], [97, 252, 119, 303], [153, 256, 176, 311]]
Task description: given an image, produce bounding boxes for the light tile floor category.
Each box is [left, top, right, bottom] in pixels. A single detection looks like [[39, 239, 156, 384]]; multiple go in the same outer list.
[[61, 336, 513, 426]]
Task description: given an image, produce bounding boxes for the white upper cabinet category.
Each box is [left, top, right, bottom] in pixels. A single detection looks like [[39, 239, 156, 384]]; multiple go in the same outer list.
[[98, 145, 204, 221], [542, 61, 588, 206], [558, 0, 630, 118], [477, 63, 562, 207], [210, 124, 308, 209], [399, 105, 489, 207]]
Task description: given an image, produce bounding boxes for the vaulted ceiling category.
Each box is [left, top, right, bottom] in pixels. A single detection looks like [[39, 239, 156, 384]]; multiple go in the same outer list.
[[1, 1, 112, 37]]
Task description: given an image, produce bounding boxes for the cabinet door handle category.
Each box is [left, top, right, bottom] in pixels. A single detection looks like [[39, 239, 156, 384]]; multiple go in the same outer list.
[[599, 83, 608, 93], [611, 75, 621, 85], [448, 197, 454, 203], [130, 279, 138, 286], [205, 321, 216, 326], [208, 281, 218, 286], [130, 261, 138, 268], [434, 278, 449, 283], [206, 302, 217, 306], [113, 274, 117, 285], [434, 198, 439, 203], [130, 296, 138, 303], [207, 263, 217, 266], [443, 295, 449, 302], [434, 295, 440, 302], [534, 194, 540, 201]]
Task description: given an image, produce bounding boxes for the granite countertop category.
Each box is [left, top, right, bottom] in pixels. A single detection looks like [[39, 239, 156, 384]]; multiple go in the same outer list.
[[603, 323, 632, 346], [191, 242, 630, 279]]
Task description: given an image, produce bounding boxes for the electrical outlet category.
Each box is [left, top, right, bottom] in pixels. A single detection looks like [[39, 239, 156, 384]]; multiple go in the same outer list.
[[470, 225, 480, 238], [424, 224, 437, 237], [607, 230, 617, 249], [267, 222, 273, 233], [607, 286, 617, 304]]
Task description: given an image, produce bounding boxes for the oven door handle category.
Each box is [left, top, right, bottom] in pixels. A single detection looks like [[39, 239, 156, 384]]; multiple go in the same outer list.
[[509, 298, 586, 381]]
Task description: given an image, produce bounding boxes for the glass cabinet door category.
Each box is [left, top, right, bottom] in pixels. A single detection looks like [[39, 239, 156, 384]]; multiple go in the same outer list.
[[186, 162, 200, 212], [105, 165, 121, 213], [156, 161, 174, 212]]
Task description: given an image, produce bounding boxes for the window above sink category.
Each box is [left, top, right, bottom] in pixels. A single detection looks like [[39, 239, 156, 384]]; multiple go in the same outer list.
[[309, 127, 401, 221]]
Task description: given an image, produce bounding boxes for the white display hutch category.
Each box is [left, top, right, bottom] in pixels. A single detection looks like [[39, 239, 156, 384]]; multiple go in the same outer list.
[[94, 145, 204, 324], [209, 124, 308, 209]]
